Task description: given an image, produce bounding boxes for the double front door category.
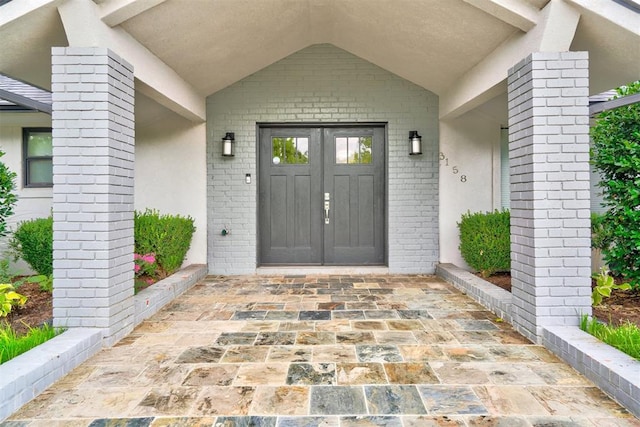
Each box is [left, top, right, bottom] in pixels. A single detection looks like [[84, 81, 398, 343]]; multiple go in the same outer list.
[[259, 126, 385, 265]]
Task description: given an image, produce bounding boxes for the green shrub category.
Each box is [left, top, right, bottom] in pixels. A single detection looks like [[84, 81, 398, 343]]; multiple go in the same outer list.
[[10, 217, 53, 276], [10, 210, 195, 280], [0, 259, 14, 284], [591, 212, 609, 251], [591, 81, 640, 288], [0, 150, 17, 238], [458, 210, 510, 278], [134, 209, 195, 276]]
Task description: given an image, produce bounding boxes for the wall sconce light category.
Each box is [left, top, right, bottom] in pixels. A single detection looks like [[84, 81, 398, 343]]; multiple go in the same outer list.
[[222, 132, 235, 157], [409, 131, 422, 155]]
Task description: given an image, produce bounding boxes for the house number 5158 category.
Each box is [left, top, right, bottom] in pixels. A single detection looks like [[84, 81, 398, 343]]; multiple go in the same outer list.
[[440, 152, 467, 183]]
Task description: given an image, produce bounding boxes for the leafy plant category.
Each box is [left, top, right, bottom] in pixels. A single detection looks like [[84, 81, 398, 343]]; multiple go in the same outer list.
[[17, 274, 53, 293], [458, 210, 510, 278], [580, 315, 640, 360], [0, 150, 17, 238], [591, 267, 631, 306], [134, 209, 195, 276], [10, 217, 53, 276], [591, 81, 640, 288], [0, 322, 64, 364], [0, 284, 27, 317]]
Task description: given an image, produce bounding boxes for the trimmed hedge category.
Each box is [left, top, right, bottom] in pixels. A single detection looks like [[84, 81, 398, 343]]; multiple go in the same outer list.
[[134, 209, 195, 276], [12, 210, 195, 279], [458, 210, 510, 278], [10, 217, 53, 276]]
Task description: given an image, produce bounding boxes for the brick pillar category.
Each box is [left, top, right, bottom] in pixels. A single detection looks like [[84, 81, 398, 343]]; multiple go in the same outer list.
[[507, 52, 591, 343], [51, 47, 135, 346]]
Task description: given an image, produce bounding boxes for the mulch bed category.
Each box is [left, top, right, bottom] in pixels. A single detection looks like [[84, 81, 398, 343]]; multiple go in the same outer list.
[[4, 275, 160, 338], [3, 282, 53, 336]]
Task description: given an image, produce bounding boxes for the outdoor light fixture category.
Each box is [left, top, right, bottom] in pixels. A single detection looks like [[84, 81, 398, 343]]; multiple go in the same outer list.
[[222, 132, 235, 157], [409, 131, 422, 155]]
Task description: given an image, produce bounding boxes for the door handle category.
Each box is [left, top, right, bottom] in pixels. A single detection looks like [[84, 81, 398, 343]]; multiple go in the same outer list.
[[324, 201, 330, 224]]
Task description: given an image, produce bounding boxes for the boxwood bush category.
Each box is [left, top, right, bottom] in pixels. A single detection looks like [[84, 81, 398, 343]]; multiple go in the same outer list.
[[10, 216, 53, 276], [134, 209, 195, 276], [458, 210, 510, 278], [12, 210, 195, 279]]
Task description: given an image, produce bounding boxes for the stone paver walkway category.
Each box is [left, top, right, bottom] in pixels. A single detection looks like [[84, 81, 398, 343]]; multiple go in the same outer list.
[[5, 275, 640, 426]]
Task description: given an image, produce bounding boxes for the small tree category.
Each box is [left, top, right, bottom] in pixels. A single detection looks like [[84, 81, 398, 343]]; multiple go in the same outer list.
[[0, 150, 17, 238], [591, 81, 640, 288]]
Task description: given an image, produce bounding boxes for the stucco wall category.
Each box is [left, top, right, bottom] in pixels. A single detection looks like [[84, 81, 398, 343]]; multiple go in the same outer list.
[[0, 113, 53, 273], [134, 113, 207, 265], [207, 44, 439, 274], [0, 110, 207, 269], [439, 110, 501, 269]]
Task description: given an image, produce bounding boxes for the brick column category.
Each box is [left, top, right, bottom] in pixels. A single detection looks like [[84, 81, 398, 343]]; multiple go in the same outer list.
[[51, 47, 135, 346], [507, 52, 591, 343]]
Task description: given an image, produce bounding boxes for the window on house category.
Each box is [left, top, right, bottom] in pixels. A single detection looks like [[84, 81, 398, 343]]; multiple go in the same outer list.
[[23, 128, 53, 187]]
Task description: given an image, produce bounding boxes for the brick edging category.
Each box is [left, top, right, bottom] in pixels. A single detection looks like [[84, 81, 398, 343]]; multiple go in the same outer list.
[[134, 264, 207, 326], [543, 326, 640, 418], [0, 328, 102, 421], [0, 264, 207, 422], [436, 263, 512, 323], [436, 262, 640, 419]]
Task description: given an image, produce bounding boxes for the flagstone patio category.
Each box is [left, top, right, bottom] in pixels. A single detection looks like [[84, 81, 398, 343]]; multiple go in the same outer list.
[[4, 275, 639, 426]]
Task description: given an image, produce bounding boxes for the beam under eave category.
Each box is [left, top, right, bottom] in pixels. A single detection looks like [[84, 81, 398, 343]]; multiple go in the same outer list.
[[439, 0, 580, 121], [0, 0, 59, 28], [463, 0, 539, 32], [0, 88, 52, 114], [57, 0, 205, 122], [590, 92, 640, 116], [99, 0, 168, 27]]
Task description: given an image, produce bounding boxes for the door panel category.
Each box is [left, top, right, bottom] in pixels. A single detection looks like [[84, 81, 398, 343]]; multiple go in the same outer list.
[[269, 175, 288, 248], [293, 175, 311, 247], [259, 128, 322, 264], [259, 126, 384, 266], [324, 128, 385, 265], [358, 175, 375, 247]]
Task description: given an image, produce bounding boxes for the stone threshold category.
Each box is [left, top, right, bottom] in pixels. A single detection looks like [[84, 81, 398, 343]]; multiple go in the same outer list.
[[436, 262, 640, 419], [0, 264, 207, 422], [256, 266, 390, 275]]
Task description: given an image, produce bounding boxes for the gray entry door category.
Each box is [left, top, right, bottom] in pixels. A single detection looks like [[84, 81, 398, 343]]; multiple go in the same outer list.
[[259, 126, 385, 265]]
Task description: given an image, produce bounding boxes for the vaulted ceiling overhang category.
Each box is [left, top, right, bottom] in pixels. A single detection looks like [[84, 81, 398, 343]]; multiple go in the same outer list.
[[0, 0, 638, 125]]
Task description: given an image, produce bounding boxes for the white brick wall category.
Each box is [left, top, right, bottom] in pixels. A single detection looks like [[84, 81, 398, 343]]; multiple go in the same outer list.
[[51, 47, 135, 345], [507, 51, 592, 342], [207, 44, 439, 274]]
